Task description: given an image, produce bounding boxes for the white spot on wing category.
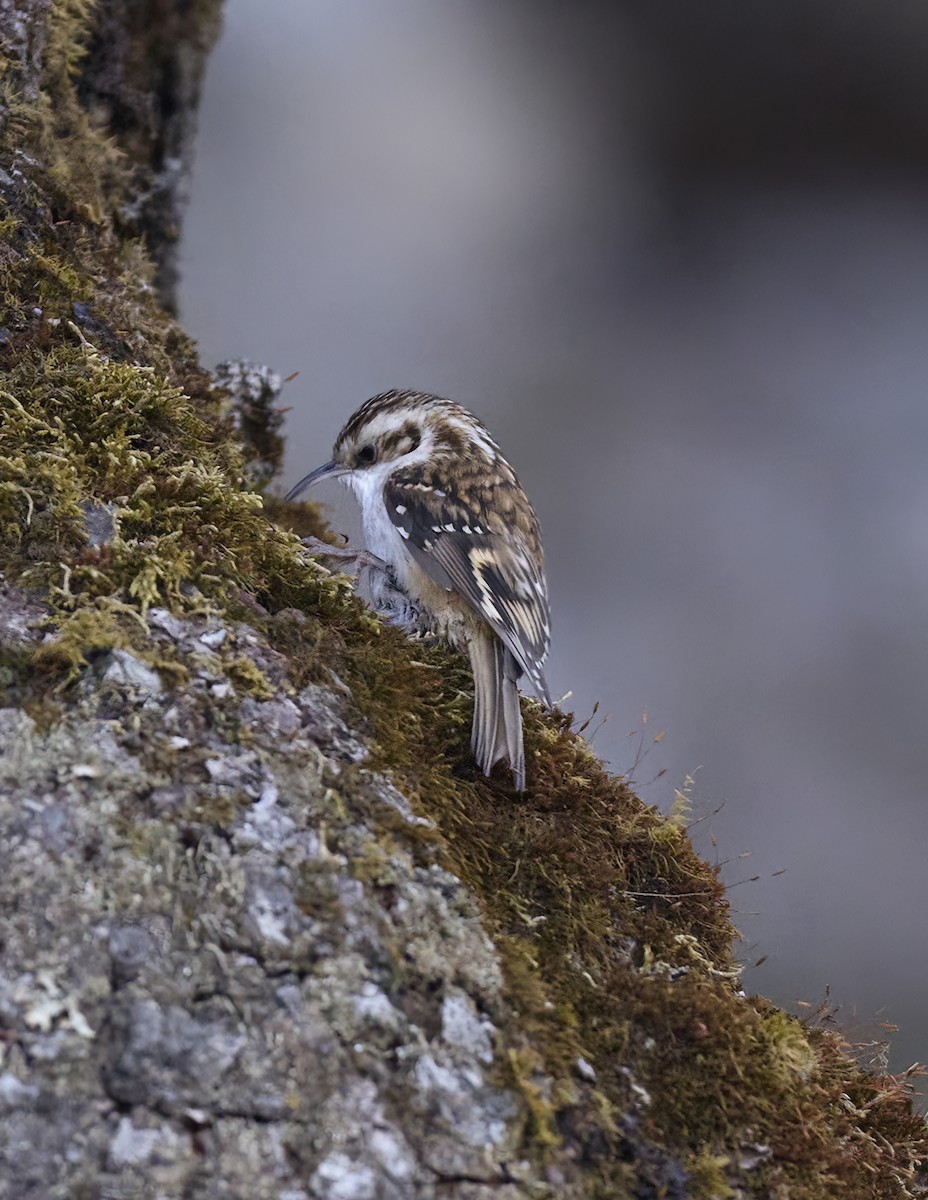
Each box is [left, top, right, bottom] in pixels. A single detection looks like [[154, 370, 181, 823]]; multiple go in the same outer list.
[[395, 504, 406, 514]]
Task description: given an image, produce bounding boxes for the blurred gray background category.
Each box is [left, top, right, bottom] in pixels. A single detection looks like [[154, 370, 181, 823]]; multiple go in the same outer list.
[[178, 0, 927, 1091]]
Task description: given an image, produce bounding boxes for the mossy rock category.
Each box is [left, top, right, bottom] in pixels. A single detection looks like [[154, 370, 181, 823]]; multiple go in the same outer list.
[[0, 3, 925, 1198]]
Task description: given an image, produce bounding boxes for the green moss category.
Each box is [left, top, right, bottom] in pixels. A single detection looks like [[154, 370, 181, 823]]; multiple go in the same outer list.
[[30, 602, 142, 683], [685, 1151, 735, 1199], [225, 654, 274, 698], [505, 1046, 563, 1148], [46, 0, 99, 84], [28, 247, 94, 311]]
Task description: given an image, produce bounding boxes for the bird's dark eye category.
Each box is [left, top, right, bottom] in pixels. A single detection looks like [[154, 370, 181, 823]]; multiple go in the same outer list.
[[356, 443, 377, 466]]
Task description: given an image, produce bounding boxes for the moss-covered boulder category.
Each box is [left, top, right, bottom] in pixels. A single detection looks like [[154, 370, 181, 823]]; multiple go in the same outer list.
[[0, 3, 925, 1197]]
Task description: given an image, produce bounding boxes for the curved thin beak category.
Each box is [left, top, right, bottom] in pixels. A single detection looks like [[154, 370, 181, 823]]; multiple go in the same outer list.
[[284, 461, 348, 502]]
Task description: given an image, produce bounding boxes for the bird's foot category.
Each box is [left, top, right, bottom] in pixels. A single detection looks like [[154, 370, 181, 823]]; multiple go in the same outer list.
[[402, 628, 440, 644], [299, 539, 429, 637], [299, 537, 387, 578]]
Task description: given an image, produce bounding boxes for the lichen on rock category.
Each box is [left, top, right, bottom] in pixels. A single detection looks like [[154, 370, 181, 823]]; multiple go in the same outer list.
[[0, 2, 926, 1198]]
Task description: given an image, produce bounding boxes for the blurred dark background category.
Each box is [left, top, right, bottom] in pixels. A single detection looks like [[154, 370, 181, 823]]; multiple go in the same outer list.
[[178, 0, 928, 1093]]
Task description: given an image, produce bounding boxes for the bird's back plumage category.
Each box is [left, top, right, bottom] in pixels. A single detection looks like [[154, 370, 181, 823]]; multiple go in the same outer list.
[[384, 465, 551, 704]]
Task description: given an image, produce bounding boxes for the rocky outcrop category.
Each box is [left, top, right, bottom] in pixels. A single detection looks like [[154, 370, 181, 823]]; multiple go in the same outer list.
[[0, 594, 541, 1198]]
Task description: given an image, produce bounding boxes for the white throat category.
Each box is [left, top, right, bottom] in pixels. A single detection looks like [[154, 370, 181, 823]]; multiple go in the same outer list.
[[341, 424, 436, 565]]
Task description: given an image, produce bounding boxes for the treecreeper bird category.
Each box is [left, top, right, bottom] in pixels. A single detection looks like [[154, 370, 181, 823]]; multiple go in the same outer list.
[[286, 389, 552, 790]]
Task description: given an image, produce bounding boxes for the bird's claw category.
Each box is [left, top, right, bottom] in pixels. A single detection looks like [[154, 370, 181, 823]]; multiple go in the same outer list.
[[298, 537, 387, 577]]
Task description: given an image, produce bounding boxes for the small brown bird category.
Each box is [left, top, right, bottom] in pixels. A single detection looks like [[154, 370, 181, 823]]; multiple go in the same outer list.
[[286, 389, 551, 789]]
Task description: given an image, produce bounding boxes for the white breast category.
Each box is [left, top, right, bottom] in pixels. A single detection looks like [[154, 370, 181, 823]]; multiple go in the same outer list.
[[344, 464, 413, 581]]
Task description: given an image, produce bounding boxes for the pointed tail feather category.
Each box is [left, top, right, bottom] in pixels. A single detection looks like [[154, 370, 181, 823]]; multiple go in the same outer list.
[[469, 631, 525, 791], [499, 645, 525, 790]]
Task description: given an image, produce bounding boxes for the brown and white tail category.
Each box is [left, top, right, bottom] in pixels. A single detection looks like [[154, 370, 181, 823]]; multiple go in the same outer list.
[[469, 629, 525, 791]]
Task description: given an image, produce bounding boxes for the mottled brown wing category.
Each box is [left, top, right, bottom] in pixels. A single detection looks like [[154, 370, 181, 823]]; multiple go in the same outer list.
[[384, 471, 551, 702]]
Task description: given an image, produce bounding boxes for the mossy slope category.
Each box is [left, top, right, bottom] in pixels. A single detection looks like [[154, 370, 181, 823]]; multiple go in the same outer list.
[[0, 3, 925, 1197]]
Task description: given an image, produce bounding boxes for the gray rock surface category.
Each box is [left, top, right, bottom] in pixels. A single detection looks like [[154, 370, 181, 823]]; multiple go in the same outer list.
[[0, 592, 546, 1199]]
